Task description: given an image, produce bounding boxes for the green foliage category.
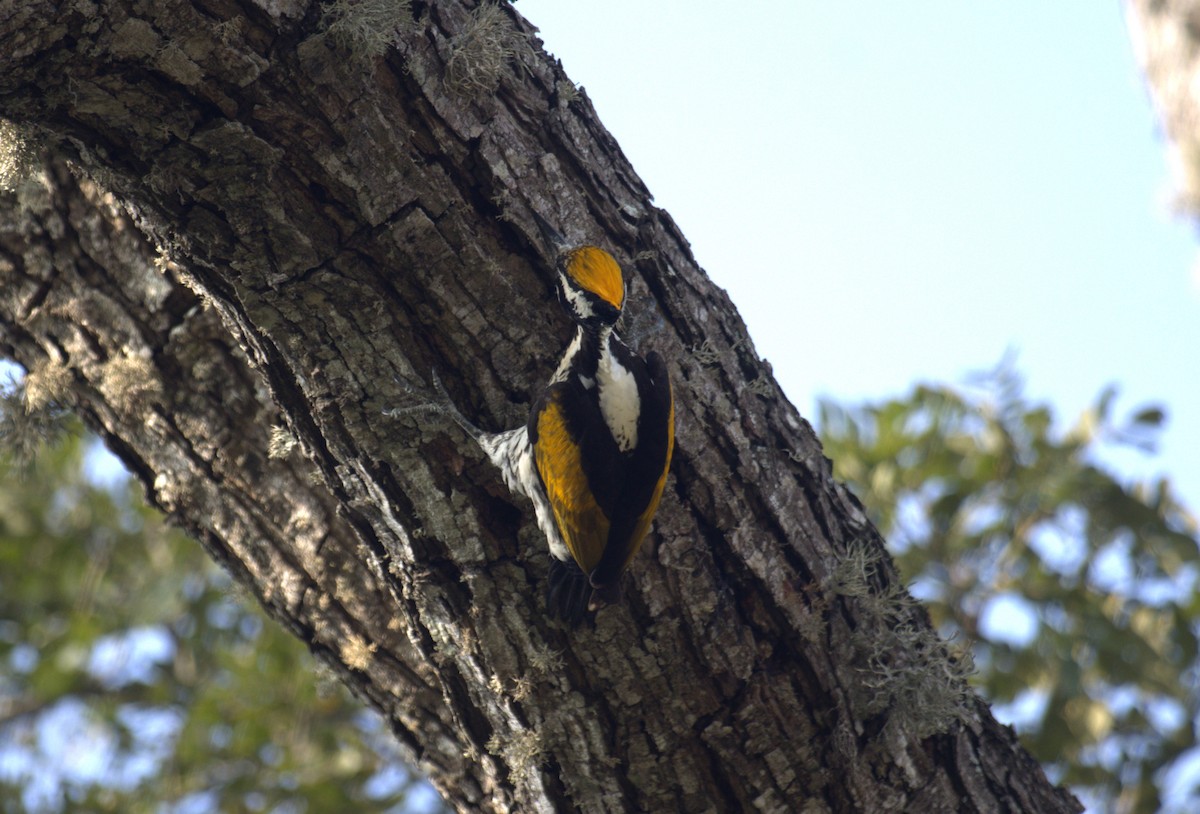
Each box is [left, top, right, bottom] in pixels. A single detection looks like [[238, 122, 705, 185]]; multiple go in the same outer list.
[[0, 378, 443, 813], [818, 359, 1200, 814]]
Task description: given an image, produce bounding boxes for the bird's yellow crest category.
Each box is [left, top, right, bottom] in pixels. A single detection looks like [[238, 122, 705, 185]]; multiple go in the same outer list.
[[564, 246, 625, 311]]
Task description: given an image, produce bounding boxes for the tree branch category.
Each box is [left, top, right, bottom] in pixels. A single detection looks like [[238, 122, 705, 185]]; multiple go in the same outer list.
[[0, 2, 1081, 810]]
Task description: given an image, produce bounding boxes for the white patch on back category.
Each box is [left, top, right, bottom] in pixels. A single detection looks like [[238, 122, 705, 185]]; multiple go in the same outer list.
[[598, 337, 640, 451]]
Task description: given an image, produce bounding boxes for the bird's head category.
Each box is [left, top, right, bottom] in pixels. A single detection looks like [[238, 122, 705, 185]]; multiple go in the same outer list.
[[557, 245, 625, 328], [532, 212, 625, 329]]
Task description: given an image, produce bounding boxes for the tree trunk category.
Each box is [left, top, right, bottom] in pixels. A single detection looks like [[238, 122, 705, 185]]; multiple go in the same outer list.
[[0, 2, 1081, 811], [1128, 0, 1200, 216]]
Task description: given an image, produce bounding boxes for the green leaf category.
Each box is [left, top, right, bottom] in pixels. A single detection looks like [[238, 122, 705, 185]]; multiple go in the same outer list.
[[818, 362, 1200, 814], [1130, 406, 1166, 427]]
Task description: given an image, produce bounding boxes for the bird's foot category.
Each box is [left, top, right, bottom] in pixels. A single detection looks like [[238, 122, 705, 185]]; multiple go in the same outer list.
[[383, 369, 485, 440]]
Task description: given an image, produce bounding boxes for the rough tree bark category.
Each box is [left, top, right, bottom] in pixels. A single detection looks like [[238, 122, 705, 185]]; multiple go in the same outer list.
[[0, 2, 1082, 812], [1129, 0, 1200, 217]]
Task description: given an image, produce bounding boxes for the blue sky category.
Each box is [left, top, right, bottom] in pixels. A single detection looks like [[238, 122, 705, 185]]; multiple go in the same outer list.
[[514, 1, 1200, 512]]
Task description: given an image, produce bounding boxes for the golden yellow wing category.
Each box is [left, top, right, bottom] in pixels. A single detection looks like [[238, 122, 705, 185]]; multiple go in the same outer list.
[[533, 389, 610, 573]]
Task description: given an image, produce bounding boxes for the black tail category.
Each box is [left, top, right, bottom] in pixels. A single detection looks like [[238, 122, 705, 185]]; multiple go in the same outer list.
[[545, 557, 591, 627]]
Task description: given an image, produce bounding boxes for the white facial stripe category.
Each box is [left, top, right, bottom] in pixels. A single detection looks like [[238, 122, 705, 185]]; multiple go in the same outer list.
[[598, 339, 640, 451], [552, 330, 583, 383], [560, 273, 595, 320]]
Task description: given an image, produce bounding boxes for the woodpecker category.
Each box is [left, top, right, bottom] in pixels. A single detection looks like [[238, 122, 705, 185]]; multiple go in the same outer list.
[[421, 218, 674, 625], [529, 222, 675, 624]]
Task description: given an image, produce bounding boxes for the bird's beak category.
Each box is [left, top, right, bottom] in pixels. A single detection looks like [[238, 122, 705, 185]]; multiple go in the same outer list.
[[532, 211, 570, 254]]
